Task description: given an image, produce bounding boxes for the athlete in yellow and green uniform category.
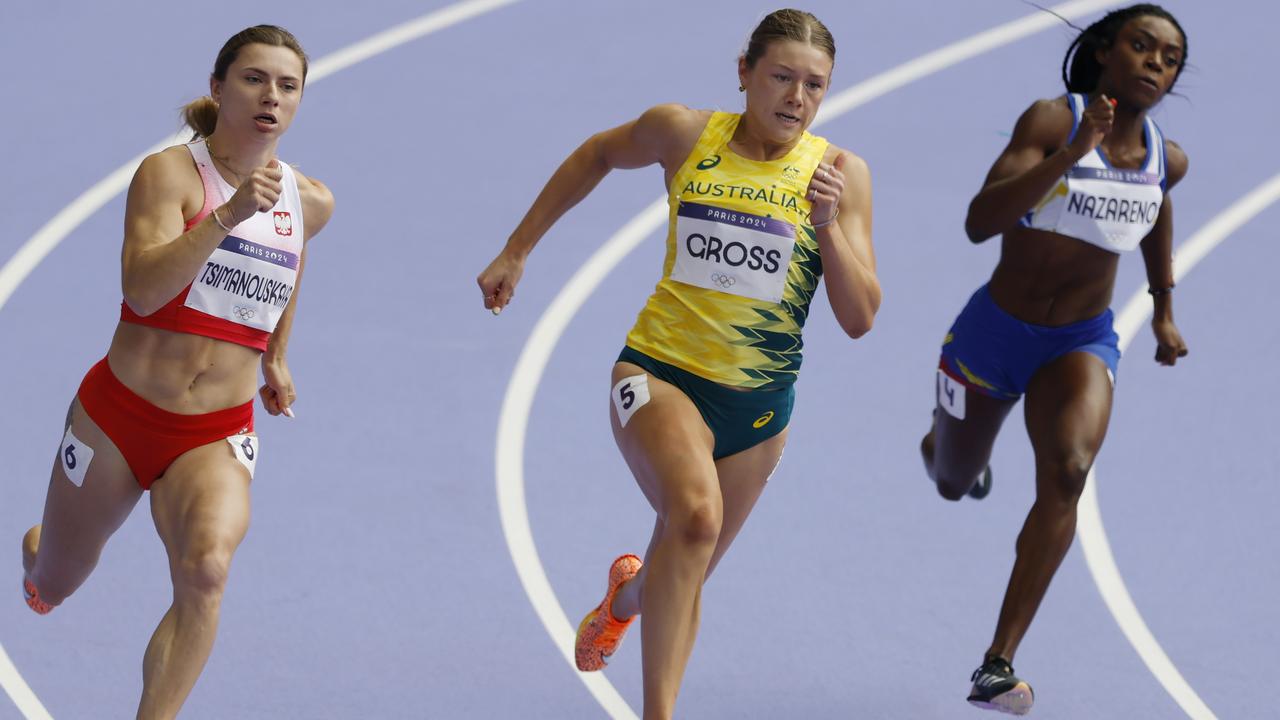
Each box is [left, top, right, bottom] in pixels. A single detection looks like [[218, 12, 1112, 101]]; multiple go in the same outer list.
[[478, 10, 880, 719], [627, 109, 827, 391]]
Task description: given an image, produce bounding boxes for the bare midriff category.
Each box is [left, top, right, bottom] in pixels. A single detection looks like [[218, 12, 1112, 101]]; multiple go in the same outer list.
[[106, 322, 260, 414], [987, 225, 1121, 326]]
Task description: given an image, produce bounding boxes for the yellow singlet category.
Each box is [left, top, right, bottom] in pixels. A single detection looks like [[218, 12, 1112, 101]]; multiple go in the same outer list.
[[625, 111, 829, 389]]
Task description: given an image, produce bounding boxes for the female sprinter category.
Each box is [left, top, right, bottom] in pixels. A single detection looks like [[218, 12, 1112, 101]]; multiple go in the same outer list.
[[919, 5, 1189, 714], [478, 9, 879, 719], [19, 25, 334, 719]]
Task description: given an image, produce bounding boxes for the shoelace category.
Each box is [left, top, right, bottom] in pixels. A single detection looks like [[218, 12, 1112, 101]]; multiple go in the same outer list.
[[971, 657, 1013, 683]]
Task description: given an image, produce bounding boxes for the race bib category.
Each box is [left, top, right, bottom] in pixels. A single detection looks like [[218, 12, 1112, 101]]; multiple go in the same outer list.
[[59, 427, 94, 487], [612, 374, 651, 429], [937, 368, 966, 421], [1055, 169, 1163, 253], [227, 434, 259, 478], [186, 235, 299, 332], [670, 202, 794, 303]]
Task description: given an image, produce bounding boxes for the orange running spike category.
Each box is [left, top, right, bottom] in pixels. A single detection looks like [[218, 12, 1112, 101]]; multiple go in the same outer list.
[[23, 577, 53, 615], [575, 554, 642, 671]]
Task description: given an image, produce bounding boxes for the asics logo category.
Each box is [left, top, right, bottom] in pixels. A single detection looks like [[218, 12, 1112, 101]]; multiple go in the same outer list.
[[710, 273, 736, 289], [233, 305, 256, 320], [696, 155, 721, 170], [752, 411, 774, 428]]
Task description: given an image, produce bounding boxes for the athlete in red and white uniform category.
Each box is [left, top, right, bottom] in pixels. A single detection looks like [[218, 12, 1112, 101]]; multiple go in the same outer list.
[[19, 25, 334, 719]]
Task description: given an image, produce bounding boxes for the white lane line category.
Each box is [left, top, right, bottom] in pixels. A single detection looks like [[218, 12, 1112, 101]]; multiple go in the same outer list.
[[494, 2, 1124, 717], [496, 203, 666, 720], [307, 0, 517, 78], [817, 0, 1114, 124], [0, 647, 50, 720], [0, 1, 520, 717], [1078, 172, 1280, 720], [0, 0, 520, 314]]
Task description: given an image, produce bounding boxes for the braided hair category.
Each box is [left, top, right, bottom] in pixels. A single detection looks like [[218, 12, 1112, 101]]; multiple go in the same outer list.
[[1062, 4, 1186, 93]]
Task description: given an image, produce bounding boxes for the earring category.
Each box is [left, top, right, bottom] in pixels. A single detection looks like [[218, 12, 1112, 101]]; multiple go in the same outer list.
[[738, 85, 745, 92]]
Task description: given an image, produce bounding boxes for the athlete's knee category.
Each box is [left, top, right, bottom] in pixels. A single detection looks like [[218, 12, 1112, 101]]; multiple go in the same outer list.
[[935, 476, 969, 502], [666, 497, 722, 550], [1037, 450, 1094, 502], [173, 543, 235, 600], [935, 464, 983, 502]]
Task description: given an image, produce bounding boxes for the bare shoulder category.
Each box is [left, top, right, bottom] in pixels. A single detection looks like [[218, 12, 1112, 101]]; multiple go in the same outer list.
[[293, 168, 335, 240], [294, 168, 334, 208], [1026, 95, 1075, 121], [630, 104, 712, 169], [1013, 96, 1076, 150], [635, 104, 710, 144], [147, 144, 194, 169], [129, 144, 202, 214], [134, 145, 199, 187], [638, 103, 709, 130], [824, 144, 868, 175], [1163, 138, 1188, 189]]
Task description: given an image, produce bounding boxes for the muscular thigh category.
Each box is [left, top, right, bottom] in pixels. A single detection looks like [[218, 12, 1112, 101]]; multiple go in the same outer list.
[[713, 428, 787, 536], [933, 370, 1018, 476], [39, 399, 143, 555], [609, 362, 717, 515], [1024, 350, 1114, 462], [714, 427, 787, 485], [150, 437, 254, 555]]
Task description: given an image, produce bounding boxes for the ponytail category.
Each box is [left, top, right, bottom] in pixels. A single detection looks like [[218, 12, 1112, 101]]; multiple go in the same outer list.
[[182, 95, 219, 139]]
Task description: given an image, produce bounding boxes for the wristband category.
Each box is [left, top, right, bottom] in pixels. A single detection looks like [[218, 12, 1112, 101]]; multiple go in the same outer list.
[[211, 206, 234, 233], [811, 208, 840, 228]]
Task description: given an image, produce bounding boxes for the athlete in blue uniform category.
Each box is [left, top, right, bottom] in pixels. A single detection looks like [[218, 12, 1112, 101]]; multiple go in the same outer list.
[[919, 5, 1190, 714]]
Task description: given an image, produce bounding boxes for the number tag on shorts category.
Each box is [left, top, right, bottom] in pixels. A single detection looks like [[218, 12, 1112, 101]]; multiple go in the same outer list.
[[937, 369, 966, 421], [612, 374, 651, 428], [59, 427, 94, 487], [670, 201, 795, 302], [227, 434, 259, 478]]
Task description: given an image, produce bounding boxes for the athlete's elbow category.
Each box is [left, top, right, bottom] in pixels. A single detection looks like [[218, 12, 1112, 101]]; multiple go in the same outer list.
[[582, 132, 613, 174], [964, 213, 994, 244], [841, 317, 874, 339], [964, 198, 1001, 243], [841, 293, 881, 339], [122, 292, 160, 317], [122, 277, 163, 317], [839, 305, 878, 338]]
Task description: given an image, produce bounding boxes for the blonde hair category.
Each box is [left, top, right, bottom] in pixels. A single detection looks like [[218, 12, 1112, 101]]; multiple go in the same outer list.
[[181, 25, 309, 139], [742, 9, 835, 68]]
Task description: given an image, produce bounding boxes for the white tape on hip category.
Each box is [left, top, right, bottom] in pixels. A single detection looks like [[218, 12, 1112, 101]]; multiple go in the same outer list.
[[937, 368, 966, 421], [612, 374, 651, 428], [59, 427, 94, 487], [227, 434, 259, 478]]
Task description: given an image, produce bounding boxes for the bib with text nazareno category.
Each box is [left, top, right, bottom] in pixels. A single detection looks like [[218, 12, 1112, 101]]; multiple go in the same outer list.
[[669, 201, 795, 303]]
